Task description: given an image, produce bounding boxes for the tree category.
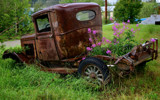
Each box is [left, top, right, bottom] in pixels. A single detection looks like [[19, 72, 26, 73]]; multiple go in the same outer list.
[[0, 0, 33, 36], [139, 2, 158, 18], [60, 0, 105, 6], [114, 0, 142, 23]]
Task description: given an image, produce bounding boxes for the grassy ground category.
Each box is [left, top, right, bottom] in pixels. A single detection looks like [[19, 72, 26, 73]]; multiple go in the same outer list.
[[0, 24, 160, 100]]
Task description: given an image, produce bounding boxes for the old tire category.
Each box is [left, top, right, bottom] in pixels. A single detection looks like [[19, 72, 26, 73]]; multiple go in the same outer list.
[[78, 57, 110, 86]]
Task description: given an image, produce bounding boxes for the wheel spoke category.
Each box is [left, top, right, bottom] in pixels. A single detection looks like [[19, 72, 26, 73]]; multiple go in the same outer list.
[[84, 71, 90, 75], [97, 74, 103, 77], [95, 69, 100, 74], [97, 78, 103, 82], [87, 68, 91, 73], [93, 66, 96, 72]]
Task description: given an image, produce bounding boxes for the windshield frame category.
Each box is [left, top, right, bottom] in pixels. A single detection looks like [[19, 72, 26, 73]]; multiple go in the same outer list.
[[35, 14, 51, 33]]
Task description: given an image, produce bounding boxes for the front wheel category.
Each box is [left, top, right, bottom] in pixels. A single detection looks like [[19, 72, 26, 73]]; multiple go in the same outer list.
[[78, 57, 110, 86]]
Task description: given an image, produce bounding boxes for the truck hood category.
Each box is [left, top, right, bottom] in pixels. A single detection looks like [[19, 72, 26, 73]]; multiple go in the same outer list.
[[21, 34, 35, 41]]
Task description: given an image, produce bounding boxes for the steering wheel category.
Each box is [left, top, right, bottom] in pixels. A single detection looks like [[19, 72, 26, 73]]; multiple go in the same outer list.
[[45, 24, 50, 28]]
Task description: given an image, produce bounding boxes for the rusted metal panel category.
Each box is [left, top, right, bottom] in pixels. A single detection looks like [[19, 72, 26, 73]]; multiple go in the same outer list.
[[55, 26, 102, 59], [36, 34, 59, 61]]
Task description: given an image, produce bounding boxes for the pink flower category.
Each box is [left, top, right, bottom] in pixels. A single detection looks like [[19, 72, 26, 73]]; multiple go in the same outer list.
[[151, 38, 156, 42], [88, 28, 91, 33], [113, 26, 117, 31], [92, 30, 96, 35], [133, 31, 135, 33], [89, 38, 92, 42], [123, 26, 125, 29], [92, 44, 96, 48], [136, 24, 139, 27], [117, 34, 120, 38], [127, 19, 130, 23], [131, 28, 133, 32], [102, 37, 106, 42], [86, 47, 92, 51], [110, 17, 113, 21], [120, 31, 123, 34], [106, 49, 111, 54], [114, 23, 119, 26], [106, 39, 111, 43], [82, 57, 86, 60], [113, 33, 117, 36], [122, 22, 125, 25], [97, 42, 102, 46]]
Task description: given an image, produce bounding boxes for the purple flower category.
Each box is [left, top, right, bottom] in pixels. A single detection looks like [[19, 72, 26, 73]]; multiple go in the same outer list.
[[89, 38, 92, 42], [92, 30, 97, 35], [102, 37, 106, 42], [127, 19, 130, 23], [122, 22, 125, 25], [88, 28, 91, 33], [110, 17, 113, 21], [114, 23, 119, 26], [106, 49, 111, 54], [127, 27, 129, 29], [97, 42, 102, 46], [136, 24, 139, 27], [86, 47, 92, 51], [114, 38, 117, 43], [123, 26, 125, 29], [151, 38, 156, 42], [131, 28, 133, 32], [113, 33, 117, 36], [92, 44, 96, 48], [113, 26, 117, 31], [133, 31, 135, 33], [138, 28, 140, 31], [82, 57, 86, 60], [120, 31, 123, 34], [106, 39, 111, 43], [117, 34, 120, 38]]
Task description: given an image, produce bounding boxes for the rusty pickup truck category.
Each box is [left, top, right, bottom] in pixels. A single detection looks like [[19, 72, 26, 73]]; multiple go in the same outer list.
[[3, 3, 158, 85]]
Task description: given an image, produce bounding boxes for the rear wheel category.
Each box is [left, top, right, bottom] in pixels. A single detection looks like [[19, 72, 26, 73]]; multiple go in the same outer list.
[[78, 57, 110, 86]]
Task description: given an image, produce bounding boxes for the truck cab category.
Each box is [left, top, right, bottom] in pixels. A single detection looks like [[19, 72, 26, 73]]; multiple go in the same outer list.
[[17, 3, 102, 72]]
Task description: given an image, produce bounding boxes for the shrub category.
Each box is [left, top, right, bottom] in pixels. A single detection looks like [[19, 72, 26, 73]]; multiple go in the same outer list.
[[85, 19, 139, 58], [139, 2, 158, 18], [114, 0, 142, 23]]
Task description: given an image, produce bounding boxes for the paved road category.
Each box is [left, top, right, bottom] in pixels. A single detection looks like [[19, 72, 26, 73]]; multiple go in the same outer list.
[[0, 40, 20, 48]]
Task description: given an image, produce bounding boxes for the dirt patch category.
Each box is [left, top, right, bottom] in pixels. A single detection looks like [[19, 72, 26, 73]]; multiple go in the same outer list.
[[0, 40, 20, 48]]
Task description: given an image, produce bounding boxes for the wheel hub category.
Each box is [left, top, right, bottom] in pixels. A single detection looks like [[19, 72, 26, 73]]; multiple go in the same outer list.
[[90, 72, 97, 79]]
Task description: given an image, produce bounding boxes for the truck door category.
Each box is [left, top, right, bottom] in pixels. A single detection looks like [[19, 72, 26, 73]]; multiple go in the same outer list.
[[35, 13, 59, 61]]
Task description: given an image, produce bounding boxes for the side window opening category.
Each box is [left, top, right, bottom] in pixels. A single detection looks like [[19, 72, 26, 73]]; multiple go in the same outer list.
[[36, 14, 51, 33], [24, 44, 34, 56], [76, 10, 96, 21]]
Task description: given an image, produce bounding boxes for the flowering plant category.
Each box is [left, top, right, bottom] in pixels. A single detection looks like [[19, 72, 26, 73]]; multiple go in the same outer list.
[[85, 19, 140, 58]]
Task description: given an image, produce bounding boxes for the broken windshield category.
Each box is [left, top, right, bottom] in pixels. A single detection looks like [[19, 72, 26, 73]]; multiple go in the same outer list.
[[36, 14, 51, 33]]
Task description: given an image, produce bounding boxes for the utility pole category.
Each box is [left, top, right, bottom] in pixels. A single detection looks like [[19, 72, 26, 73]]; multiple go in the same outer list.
[[105, 0, 107, 24]]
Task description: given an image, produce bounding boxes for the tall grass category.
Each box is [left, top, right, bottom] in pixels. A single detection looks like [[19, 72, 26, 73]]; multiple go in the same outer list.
[[0, 24, 160, 100]]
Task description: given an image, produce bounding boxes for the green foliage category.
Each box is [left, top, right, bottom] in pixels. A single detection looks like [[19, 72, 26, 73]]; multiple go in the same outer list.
[[60, 0, 105, 6], [7, 46, 25, 53], [109, 30, 137, 56], [0, 0, 34, 37], [139, 2, 158, 18], [114, 0, 142, 23]]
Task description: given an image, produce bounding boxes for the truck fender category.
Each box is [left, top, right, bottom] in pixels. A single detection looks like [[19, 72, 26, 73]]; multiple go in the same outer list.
[[2, 52, 23, 63]]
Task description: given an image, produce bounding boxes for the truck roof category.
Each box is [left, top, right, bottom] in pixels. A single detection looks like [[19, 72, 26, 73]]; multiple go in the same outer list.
[[32, 3, 99, 17]]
